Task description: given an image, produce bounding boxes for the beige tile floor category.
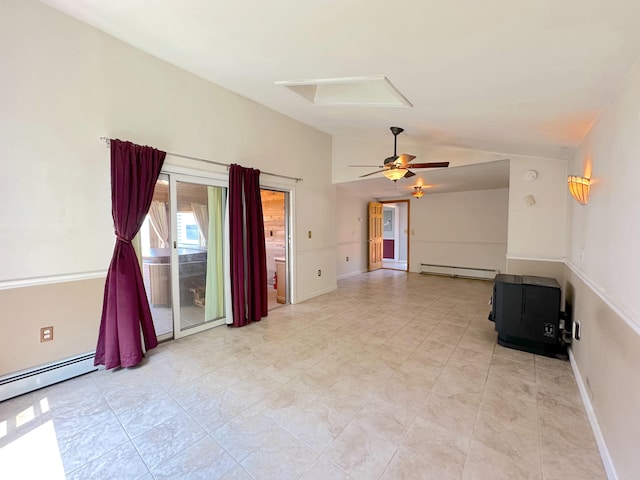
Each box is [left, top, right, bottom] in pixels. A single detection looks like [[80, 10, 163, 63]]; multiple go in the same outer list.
[[382, 259, 408, 271], [0, 270, 606, 479], [150, 284, 282, 337]]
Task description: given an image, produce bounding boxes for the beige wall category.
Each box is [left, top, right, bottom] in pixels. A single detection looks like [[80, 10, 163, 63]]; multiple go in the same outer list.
[[409, 188, 509, 273], [506, 259, 565, 287], [335, 186, 372, 279], [506, 155, 568, 260], [0, 278, 104, 376], [565, 55, 640, 478], [333, 139, 568, 277], [0, 0, 334, 375], [335, 187, 510, 278], [564, 267, 640, 479]]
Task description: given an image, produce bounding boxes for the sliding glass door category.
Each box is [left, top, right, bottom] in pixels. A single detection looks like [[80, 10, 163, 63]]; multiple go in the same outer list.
[[140, 173, 228, 341], [140, 175, 173, 341], [171, 175, 228, 337]]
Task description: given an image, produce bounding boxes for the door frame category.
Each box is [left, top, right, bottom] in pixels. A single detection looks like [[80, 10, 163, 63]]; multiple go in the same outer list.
[[169, 172, 230, 339], [259, 179, 296, 305], [380, 199, 410, 272], [158, 164, 230, 339]]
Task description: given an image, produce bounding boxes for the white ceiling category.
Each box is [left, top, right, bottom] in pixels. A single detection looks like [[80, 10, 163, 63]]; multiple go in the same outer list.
[[39, 0, 640, 193]]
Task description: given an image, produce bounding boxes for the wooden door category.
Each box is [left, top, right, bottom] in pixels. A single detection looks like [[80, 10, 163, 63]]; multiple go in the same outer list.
[[368, 201, 383, 271]]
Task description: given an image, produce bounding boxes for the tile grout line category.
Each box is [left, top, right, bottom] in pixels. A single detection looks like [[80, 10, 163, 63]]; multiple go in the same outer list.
[[534, 355, 545, 480], [459, 338, 498, 477]]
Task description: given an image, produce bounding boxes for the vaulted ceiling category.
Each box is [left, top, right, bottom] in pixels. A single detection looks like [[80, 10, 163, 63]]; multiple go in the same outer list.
[[40, 0, 640, 194]]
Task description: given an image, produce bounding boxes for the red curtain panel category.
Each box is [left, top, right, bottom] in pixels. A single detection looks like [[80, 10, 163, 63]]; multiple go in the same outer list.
[[229, 164, 268, 327], [244, 168, 268, 321], [94, 139, 165, 369]]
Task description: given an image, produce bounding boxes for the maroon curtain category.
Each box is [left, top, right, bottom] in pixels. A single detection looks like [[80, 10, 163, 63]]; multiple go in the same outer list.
[[244, 168, 268, 320], [229, 164, 247, 326], [95, 139, 166, 369], [229, 164, 268, 327]]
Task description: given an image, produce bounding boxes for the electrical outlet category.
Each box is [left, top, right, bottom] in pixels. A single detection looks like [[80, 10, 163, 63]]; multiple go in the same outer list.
[[317, 269, 322, 276], [573, 321, 581, 340], [308, 230, 312, 239], [346, 256, 349, 262], [40, 326, 54, 342]]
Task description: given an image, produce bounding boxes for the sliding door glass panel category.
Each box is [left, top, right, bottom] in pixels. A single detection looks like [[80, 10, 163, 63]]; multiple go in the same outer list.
[[140, 174, 173, 341], [172, 178, 227, 336]]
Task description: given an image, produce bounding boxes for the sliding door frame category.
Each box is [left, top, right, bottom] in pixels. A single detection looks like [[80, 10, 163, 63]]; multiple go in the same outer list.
[[159, 163, 298, 318], [259, 178, 296, 305], [158, 165, 231, 339]]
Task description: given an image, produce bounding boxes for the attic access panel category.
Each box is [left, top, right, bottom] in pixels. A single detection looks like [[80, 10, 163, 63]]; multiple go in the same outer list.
[[276, 75, 413, 107]]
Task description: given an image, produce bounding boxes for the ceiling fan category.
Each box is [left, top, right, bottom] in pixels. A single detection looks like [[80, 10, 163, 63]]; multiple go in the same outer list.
[[349, 127, 449, 181]]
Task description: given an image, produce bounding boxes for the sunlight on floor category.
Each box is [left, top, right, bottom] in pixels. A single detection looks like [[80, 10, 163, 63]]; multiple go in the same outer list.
[[0, 416, 65, 479]]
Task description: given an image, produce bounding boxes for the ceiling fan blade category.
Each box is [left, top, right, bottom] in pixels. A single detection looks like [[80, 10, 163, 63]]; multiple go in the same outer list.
[[397, 154, 416, 166], [349, 164, 385, 167], [404, 170, 416, 178], [359, 170, 386, 178], [406, 162, 450, 169]]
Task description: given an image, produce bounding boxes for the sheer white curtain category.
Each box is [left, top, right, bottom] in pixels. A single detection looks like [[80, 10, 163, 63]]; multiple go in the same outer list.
[[148, 201, 169, 248], [191, 203, 209, 247]]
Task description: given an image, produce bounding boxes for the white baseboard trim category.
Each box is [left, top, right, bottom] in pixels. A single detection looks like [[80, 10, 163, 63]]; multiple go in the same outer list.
[[337, 270, 366, 281], [0, 352, 98, 402], [568, 348, 618, 480], [420, 263, 498, 280], [294, 285, 338, 304]]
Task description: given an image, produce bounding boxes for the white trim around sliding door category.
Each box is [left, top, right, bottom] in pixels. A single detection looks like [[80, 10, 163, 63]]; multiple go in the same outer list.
[[260, 178, 297, 305], [167, 172, 230, 339]]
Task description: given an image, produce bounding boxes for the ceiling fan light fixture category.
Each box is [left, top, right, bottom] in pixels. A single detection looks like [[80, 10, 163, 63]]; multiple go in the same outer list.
[[412, 186, 424, 198], [349, 126, 449, 179], [383, 169, 407, 181]]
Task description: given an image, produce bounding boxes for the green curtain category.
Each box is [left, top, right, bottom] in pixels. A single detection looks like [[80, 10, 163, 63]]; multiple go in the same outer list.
[[205, 186, 225, 321]]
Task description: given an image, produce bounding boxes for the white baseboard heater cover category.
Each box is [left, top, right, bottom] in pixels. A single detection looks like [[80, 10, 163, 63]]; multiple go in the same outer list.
[[420, 263, 499, 280], [0, 352, 97, 402]]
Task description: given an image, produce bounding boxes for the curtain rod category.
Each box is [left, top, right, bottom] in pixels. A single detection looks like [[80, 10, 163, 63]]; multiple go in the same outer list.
[[99, 137, 302, 182]]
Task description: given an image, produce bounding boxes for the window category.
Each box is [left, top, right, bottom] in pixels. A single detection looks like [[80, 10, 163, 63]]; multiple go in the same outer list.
[[177, 212, 200, 247]]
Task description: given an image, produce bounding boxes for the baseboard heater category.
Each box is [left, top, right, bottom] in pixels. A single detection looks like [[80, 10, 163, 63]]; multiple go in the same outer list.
[[0, 352, 98, 402], [420, 263, 499, 280]]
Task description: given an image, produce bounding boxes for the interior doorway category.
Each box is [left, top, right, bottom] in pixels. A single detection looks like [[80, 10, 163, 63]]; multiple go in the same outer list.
[[261, 188, 289, 310], [381, 200, 409, 271]]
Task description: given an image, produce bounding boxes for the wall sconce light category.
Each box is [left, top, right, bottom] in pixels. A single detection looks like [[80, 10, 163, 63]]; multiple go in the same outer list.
[[568, 175, 590, 205], [412, 186, 424, 198]]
